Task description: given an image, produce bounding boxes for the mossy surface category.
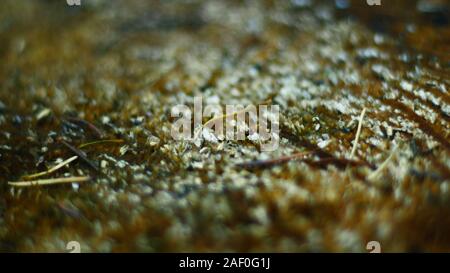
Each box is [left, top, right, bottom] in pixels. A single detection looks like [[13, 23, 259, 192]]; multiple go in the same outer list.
[[0, 0, 449, 252]]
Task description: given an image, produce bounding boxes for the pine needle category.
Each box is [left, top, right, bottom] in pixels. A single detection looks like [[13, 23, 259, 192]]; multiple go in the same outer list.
[[22, 156, 78, 180], [350, 108, 367, 159], [203, 105, 252, 128], [368, 145, 399, 181], [8, 176, 90, 187], [78, 139, 124, 149]]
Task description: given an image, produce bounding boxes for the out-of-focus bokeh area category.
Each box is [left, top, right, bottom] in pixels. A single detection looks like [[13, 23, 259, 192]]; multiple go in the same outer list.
[[0, 0, 449, 252]]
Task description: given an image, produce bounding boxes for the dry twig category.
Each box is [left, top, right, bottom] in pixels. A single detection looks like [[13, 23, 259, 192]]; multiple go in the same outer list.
[[60, 140, 100, 172]]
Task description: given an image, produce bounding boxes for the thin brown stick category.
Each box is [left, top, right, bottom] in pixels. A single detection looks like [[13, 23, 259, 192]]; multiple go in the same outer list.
[[64, 117, 104, 139], [60, 140, 99, 172], [304, 157, 374, 170]]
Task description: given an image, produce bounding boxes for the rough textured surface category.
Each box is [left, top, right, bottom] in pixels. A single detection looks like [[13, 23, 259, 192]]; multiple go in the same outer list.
[[0, 0, 449, 252]]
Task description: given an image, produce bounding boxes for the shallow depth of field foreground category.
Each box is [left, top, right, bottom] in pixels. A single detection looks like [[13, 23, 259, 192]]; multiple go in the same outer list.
[[0, 0, 449, 252]]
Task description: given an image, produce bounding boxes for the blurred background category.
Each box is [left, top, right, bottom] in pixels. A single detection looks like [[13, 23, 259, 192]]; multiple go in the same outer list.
[[0, 0, 449, 252]]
